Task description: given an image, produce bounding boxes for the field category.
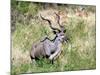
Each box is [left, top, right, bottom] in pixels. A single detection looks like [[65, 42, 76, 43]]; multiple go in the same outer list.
[[11, 1, 96, 75]]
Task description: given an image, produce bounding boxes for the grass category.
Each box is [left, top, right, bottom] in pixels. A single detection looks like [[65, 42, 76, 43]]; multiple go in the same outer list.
[[11, 1, 96, 75]]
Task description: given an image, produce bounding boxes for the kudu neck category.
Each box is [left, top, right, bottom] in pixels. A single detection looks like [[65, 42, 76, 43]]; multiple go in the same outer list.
[[41, 35, 62, 45], [53, 35, 62, 45]]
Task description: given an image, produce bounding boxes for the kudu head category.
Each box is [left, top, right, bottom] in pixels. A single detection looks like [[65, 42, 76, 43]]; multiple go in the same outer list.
[[40, 12, 69, 43]]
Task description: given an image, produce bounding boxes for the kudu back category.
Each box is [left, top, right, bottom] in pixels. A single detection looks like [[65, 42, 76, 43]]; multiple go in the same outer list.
[[30, 12, 69, 64]]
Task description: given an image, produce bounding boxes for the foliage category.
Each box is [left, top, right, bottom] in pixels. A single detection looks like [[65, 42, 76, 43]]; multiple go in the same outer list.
[[11, 1, 96, 75]]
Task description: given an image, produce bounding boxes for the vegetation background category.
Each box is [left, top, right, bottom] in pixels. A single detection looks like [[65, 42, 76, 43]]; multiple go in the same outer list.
[[11, 0, 96, 75]]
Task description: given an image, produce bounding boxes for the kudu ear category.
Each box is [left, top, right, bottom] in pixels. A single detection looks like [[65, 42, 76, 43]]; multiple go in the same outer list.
[[63, 29, 66, 33], [53, 30, 57, 34]]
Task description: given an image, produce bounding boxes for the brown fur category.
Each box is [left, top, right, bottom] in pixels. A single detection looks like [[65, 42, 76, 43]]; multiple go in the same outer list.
[[30, 42, 46, 60]]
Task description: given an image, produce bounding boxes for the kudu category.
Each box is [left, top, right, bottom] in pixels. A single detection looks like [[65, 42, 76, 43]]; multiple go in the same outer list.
[[30, 12, 69, 64]]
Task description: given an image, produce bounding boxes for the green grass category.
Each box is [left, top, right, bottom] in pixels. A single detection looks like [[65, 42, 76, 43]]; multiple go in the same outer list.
[[11, 2, 96, 75]]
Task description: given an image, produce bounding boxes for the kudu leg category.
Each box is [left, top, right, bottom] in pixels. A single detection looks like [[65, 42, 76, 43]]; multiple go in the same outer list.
[[49, 51, 61, 64], [49, 49, 61, 61]]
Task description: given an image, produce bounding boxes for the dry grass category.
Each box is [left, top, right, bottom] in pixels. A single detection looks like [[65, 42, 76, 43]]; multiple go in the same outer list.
[[11, 1, 96, 75]]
